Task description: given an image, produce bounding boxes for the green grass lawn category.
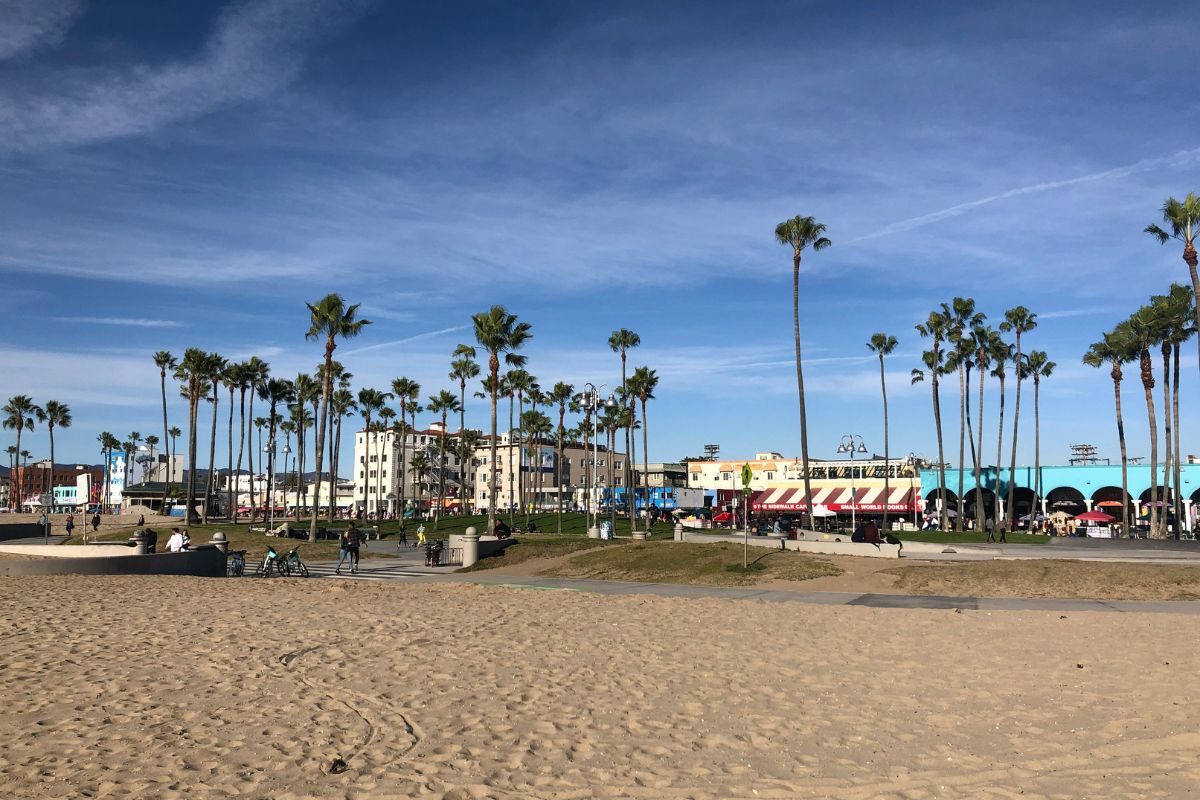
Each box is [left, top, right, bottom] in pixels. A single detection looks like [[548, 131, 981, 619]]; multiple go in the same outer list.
[[891, 531, 1048, 546], [539, 541, 843, 587]]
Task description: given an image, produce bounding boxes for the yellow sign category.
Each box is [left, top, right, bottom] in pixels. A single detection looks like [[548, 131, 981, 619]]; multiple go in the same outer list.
[[741, 463, 753, 489]]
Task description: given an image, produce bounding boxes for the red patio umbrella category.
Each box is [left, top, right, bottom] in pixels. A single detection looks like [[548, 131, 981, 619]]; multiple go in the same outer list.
[[1075, 510, 1116, 522], [1095, 500, 1124, 508]]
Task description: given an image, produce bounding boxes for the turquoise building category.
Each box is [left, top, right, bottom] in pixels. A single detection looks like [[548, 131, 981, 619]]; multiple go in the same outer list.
[[918, 463, 1200, 527]]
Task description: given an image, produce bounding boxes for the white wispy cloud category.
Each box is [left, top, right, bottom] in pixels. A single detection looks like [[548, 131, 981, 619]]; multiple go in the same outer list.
[[848, 147, 1200, 244], [1037, 307, 1119, 321], [0, 0, 374, 152], [55, 316, 185, 328], [0, 0, 82, 61], [342, 325, 469, 356]]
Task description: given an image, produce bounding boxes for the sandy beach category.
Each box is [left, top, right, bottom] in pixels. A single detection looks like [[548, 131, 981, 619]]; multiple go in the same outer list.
[[2, 575, 1198, 799]]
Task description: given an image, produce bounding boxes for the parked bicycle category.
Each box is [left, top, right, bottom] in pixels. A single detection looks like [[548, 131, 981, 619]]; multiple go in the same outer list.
[[255, 546, 285, 577], [226, 549, 247, 577], [278, 545, 309, 578]]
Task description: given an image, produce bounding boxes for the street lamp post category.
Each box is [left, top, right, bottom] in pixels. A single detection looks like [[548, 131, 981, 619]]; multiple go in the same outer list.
[[582, 383, 615, 536], [836, 434, 868, 532]]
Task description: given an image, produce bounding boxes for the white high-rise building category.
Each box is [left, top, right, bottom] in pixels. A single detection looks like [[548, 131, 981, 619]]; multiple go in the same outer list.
[[352, 422, 465, 516]]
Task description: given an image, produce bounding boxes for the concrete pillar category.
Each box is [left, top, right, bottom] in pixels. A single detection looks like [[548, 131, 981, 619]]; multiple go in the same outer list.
[[462, 526, 479, 567], [131, 530, 148, 555], [1085, 499, 1094, 512], [674, 522, 683, 542], [210, 531, 229, 555], [631, 527, 646, 542], [587, 525, 599, 539]]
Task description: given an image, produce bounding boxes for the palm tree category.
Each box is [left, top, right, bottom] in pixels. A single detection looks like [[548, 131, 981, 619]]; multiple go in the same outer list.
[[548, 382, 575, 533], [305, 293, 371, 541], [228, 362, 251, 522], [506, 369, 537, 522], [391, 378, 420, 520], [608, 328, 641, 535], [153, 351, 178, 512], [914, 311, 951, 528], [258, 378, 295, 524], [967, 324, 999, 530], [498, 373, 516, 521], [1024, 350, 1055, 528], [945, 298, 984, 531], [427, 390, 461, 527], [450, 346, 480, 501], [988, 334, 1014, 533], [1000, 307, 1037, 530], [1084, 337, 1128, 534], [377, 407, 397, 513], [202, 354, 227, 523], [243, 357, 269, 519], [3, 396, 39, 506], [144, 435, 160, 484], [290, 372, 319, 517], [1146, 193, 1200, 377], [866, 334, 898, 530], [1123, 310, 1163, 536], [329, 386, 356, 520], [173, 350, 210, 524], [38, 401, 71, 508], [472, 305, 533, 538], [168, 425, 181, 487], [317, 360, 347, 521], [1156, 285, 1195, 534], [629, 366, 658, 532], [774, 216, 831, 530], [521, 409, 552, 520], [409, 450, 431, 510], [253, 417, 267, 513]]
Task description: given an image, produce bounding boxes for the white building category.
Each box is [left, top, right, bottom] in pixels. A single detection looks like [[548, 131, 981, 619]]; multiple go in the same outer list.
[[352, 423, 466, 516], [470, 432, 625, 513]]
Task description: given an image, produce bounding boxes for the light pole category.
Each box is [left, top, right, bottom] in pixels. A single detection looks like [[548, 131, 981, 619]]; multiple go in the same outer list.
[[582, 383, 615, 535], [836, 434, 868, 532]]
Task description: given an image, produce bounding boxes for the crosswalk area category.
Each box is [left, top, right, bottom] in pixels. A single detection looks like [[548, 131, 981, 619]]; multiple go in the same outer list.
[[304, 562, 446, 582]]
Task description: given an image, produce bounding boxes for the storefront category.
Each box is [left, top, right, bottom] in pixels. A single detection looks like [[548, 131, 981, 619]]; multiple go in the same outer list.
[[751, 481, 921, 515]]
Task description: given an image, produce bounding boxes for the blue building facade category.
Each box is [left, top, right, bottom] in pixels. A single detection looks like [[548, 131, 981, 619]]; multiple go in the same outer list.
[[919, 463, 1200, 525]]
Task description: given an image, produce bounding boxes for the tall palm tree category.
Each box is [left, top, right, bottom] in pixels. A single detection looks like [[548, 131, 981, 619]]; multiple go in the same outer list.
[[1157, 285, 1195, 534], [202, 354, 227, 523], [506, 369, 537, 520], [290, 372, 319, 517], [317, 360, 346, 521], [391, 377, 420, 520], [3, 396, 39, 507], [914, 311, 951, 528], [329, 386, 356, 520], [38, 401, 71, 508], [427, 390, 460, 527], [945, 298, 984, 531], [173, 349, 210, 524], [775, 216, 831, 530], [306, 293, 371, 541], [227, 362, 251, 522], [1124, 310, 1162, 536], [472, 305, 533, 538], [521, 409, 552, 520], [1084, 337, 1129, 533], [608, 328, 641, 534], [144, 435, 160, 484], [97, 432, 118, 512], [168, 425, 181, 488], [243, 357, 270, 519], [264, 379, 296, 521], [1027, 352, 1056, 527], [630, 366, 658, 531], [450, 346, 480, 498], [866, 334, 898, 530], [548, 381, 575, 533], [153, 351, 178, 512], [377, 407, 397, 513], [6, 445, 16, 504], [253, 417, 267, 513], [1146, 193, 1200, 377], [989, 334, 1014, 532], [1000, 307, 1037, 530], [967, 324, 999, 530]]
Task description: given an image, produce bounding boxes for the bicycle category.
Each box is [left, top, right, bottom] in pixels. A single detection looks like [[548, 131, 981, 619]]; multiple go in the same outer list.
[[226, 549, 247, 577], [278, 545, 309, 578], [255, 546, 285, 577]]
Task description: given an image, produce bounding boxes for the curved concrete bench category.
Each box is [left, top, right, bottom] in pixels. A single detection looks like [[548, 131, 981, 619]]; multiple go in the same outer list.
[[0, 545, 226, 577]]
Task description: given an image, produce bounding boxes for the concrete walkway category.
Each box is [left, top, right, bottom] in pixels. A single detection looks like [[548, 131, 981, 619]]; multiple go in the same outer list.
[[452, 573, 1200, 614]]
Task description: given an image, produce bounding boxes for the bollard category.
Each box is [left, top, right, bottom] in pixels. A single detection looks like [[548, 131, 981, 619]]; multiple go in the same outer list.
[[210, 531, 229, 555], [587, 526, 599, 539], [462, 526, 479, 568], [674, 522, 683, 542], [131, 530, 148, 555]]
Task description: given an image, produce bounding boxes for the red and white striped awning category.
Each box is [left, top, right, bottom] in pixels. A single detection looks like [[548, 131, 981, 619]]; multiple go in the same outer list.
[[751, 486, 919, 513]]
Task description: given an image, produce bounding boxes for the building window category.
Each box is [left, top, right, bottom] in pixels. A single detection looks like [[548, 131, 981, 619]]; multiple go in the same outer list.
[[368, 486, 375, 494], [382, 455, 388, 462], [359, 471, 364, 479]]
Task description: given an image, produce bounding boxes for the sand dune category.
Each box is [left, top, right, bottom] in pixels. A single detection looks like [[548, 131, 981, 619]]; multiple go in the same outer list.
[[1, 575, 1197, 798]]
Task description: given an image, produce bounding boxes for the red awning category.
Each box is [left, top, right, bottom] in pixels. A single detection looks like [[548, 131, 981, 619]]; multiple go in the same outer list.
[[751, 486, 920, 513]]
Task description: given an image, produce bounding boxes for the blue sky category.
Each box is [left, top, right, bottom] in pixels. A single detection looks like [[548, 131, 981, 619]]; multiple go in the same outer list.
[[2, 0, 1199, 470]]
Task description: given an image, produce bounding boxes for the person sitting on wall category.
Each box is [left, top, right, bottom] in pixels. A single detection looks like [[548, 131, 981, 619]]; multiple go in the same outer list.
[[166, 527, 188, 553], [851, 522, 866, 543], [144, 528, 159, 553], [493, 519, 511, 539], [526, 518, 538, 533]]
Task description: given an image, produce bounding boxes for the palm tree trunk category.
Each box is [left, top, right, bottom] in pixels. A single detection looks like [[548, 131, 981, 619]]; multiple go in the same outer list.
[[326, 403, 337, 522], [1141, 348, 1159, 537], [234, 388, 246, 523], [556, 408, 565, 534], [1161, 345, 1173, 537], [48, 424, 55, 520], [641, 398, 650, 533], [226, 386, 234, 521], [993, 373, 1005, 533], [973, 364, 985, 531], [1185, 243, 1200, 379], [507, 394, 514, 524], [187, 395, 199, 525], [956, 363, 966, 532], [247, 393, 256, 521], [1111, 367, 1129, 537], [437, 419, 447, 529], [793, 252, 815, 531], [489, 367, 499, 536], [1034, 377, 1043, 520], [628, 400, 641, 539], [879, 353, 890, 531], [398, 401, 408, 522], [932, 368, 948, 529], [1006, 331, 1023, 530], [311, 351, 332, 542], [204, 390, 218, 524], [160, 369, 170, 512], [1173, 342, 1184, 535]]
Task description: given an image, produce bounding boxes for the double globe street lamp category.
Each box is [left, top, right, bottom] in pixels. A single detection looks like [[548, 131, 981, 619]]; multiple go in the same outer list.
[[835, 434, 868, 532], [581, 382, 617, 537]]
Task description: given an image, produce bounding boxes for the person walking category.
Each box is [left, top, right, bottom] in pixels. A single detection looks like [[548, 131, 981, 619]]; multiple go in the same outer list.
[[985, 516, 996, 542], [336, 523, 361, 575], [397, 521, 407, 548], [65, 513, 75, 538], [91, 512, 101, 532]]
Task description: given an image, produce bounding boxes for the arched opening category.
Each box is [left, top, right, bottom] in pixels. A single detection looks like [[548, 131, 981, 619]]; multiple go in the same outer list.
[[962, 487, 996, 528], [1091, 486, 1134, 521], [1008, 487, 1038, 526], [1045, 486, 1086, 513], [1138, 486, 1177, 533], [924, 488, 958, 510]]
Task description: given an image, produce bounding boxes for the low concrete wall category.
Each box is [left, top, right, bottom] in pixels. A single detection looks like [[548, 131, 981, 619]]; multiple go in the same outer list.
[[0, 545, 226, 577], [683, 532, 901, 559], [0, 524, 42, 542], [448, 534, 514, 559], [0, 543, 135, 558]]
